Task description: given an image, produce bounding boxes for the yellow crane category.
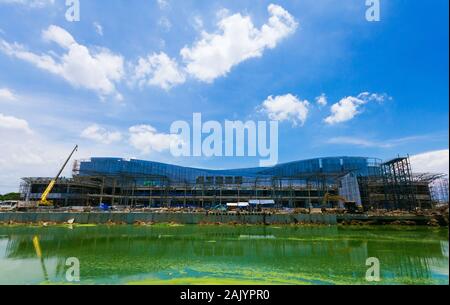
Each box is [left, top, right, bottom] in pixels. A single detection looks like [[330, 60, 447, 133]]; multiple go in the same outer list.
[[39, 145, 78, 206]]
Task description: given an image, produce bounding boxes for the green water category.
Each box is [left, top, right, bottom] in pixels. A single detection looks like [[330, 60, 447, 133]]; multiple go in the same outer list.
[[0, 225, 448, 285]]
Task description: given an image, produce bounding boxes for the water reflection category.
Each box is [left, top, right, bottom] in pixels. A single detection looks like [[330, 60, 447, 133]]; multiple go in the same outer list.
[[32, 236, 49, 282], [0, 225, 448, 285]]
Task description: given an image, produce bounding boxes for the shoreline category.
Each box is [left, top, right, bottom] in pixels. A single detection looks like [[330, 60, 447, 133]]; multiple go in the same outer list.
[[0, 212, 447, 227]]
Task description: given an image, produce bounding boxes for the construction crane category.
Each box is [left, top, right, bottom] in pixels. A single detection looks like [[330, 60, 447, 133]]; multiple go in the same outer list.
[[39, 145, 78, 206]]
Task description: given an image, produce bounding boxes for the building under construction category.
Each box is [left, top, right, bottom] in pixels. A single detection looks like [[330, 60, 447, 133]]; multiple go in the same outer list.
[[20, 156, 447, 210]]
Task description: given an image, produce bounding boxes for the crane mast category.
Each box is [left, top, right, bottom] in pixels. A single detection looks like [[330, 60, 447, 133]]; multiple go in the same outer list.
[[40, 145, 78, 206]]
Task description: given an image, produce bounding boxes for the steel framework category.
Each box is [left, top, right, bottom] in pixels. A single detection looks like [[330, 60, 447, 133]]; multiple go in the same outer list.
[[381, 156, 417, 210]]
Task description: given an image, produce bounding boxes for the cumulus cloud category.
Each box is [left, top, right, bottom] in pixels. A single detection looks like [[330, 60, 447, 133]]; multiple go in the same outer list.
[[180, 4, 298, 83], [324, 92, 389, 125], [131, 52, 186, 90], [129, 125, 181, 154], [0, 25, 124, 100], [410, 149, 449, 175], [81, 124, 122, 145], [0, 5, 296, 94], [261, 94, 309, 126], [0, 113, 32, 134], [131, 4, 297, 90], [324, 96, 365, 125], [0, 0, 54, 8], [0, 88, 16, 101]]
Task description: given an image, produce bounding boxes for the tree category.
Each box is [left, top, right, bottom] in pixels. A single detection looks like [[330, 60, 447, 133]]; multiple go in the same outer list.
[[0, 193, 20, 201]]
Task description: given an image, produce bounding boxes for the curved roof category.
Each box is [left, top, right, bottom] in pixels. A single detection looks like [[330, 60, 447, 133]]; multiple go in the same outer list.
[[76, 156, 382, 183]]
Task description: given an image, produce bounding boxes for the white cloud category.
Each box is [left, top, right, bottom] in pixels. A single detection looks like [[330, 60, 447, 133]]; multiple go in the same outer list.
[[326, 134, 445, 149], [0, 88, 16, 101], [324, 96, 365, 125], [81, 124, 122, 145], [129, 125, 180, 154], [131, 52, 186, 90], [0, 25, 124, 100], [261, 94, 309, 126], [324, 92, 390, 125], [315, 93, 327, 106], [327, 136, 385, 148], [0, 113, 32, 134], [93, 22, 103, 36], [0, 0, 54, 8], [180, 4, 298, 83], [410, 149, 449, 175], [131, 4, 296, 89], [357, 92, 391, 103]]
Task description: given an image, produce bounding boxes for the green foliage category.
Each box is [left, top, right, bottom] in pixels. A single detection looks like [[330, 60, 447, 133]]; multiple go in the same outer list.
[[0, 193, 20, 201]]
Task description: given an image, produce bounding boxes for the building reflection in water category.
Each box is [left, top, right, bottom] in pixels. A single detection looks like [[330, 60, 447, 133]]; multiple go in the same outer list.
[[0, 225, 448, 284]]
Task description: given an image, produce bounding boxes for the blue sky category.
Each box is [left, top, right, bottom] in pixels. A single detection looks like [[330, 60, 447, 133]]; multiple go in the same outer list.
[[0, 0, 448, 193]]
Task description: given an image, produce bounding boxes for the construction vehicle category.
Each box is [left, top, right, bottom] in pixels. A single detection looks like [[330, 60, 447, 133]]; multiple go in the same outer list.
[[322, 192, 364, 214], [38, 145, 78, 207]]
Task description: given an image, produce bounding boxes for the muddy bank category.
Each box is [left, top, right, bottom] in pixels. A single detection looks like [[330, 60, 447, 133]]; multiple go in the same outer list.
[[0, 211, 447, 226], [337, 214, 448, 226], [0, 212, 337, 225]]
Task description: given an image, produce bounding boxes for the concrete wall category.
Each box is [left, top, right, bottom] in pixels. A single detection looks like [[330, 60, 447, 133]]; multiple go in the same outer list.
[[0, 212, 337, 225]]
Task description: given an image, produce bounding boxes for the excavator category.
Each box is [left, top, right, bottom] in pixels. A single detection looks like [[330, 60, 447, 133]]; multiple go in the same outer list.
[[38, 145, 78, 207], [322, 192, 364, 214]]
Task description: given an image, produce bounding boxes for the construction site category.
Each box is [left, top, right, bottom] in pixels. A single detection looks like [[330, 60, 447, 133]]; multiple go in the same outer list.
[[10, 146, 448, 213]]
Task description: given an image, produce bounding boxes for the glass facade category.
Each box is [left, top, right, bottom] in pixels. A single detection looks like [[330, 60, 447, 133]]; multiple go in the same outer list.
[[76, 157, 383, 185]]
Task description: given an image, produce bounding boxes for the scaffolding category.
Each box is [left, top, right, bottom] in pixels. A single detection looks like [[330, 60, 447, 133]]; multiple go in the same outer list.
[[20, 170, 349, 209], [20, 156, 442, 210], [381, 156, 418, 210]]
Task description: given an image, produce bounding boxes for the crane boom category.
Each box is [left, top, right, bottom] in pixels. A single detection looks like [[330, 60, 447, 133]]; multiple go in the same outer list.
[[40, 145, 78, 206]]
